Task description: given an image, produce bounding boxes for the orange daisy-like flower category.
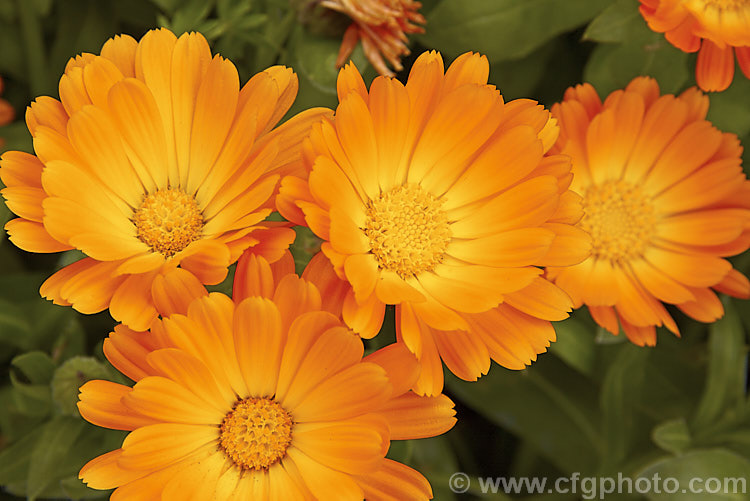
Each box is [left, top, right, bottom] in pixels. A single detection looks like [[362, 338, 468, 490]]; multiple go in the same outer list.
[[548, 76, 750, 346], [0, 28, 329, 331], [278, 52, 591, 395], [79, 254, 456, 500], [321, 0, 426, 77], [639, 0, 750, 91]]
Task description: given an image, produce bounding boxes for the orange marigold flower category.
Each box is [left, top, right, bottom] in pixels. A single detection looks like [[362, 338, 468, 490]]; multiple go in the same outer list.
[[278, 52, 591, 395], [79, 254, 456, 500], [0, 28, 330, 331], [322, 0, 426, 77], [639, 0, 750, 91], [547, 76, 750, 346]]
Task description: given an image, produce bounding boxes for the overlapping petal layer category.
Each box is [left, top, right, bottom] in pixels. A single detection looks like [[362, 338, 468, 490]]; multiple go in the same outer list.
[[639, 0, 750, 91], [0, 28, 326, 330], [279, 51, 591, 395], [548, 76, 750, 346], [79, 254, 456, 500]]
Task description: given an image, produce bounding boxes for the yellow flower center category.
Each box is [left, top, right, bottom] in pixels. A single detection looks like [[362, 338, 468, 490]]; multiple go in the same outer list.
[[132, 188, 203, 257], [580, 181, 655, 262], [219, 397, 293, 471], [364, 183, 451, 278]]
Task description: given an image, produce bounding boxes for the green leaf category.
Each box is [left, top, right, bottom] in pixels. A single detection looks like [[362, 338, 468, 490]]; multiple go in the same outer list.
[[706, 75, 750, 139], [652, 418, 691, 455], [411, 436, 460, 501], [446, 364, 602, 475], [549, 317, 596, 376], [0, 22, 26, 81], [26, 416, 86, 501], [0, 429, 42, 485], [583, 0, 644, 43], [692, 300, 747, 430], [10, 383, 52, 417], [16, 0, 52, 97], [47, 0, 117, 79], [163, 0, 215, 35], [489, 41, 556, 100], [51, 356, 112, 416], [11, 351, 55, 385], [419, 0, 614, 63], [584, 31, 689, 97], [0, 298, 33, 350], [50, 316, 88, 363], [636, 449, 750, 500], [600, 344, 649, 471], [9, 352, 55, 417], [149, 0, 182, 14]]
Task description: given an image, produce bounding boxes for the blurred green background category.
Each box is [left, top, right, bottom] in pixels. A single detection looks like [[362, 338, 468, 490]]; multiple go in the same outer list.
[[0, 0, 749, 499]]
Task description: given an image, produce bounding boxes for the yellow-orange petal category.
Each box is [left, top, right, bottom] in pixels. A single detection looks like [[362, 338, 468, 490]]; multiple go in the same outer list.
[[4, 218, 72, 253], [503, 277, 572, 321], [378, 392, 456, 440], [145, 348, 231, 412], [397, 305, 444, 396], [103, 324, 161, 382], [676, 286, 724, 322], [118, 422, 217, 471], [101, 34, 138, 77], [355, 459, 433, 501], [78, 380, 159, 430], [109, 271, 160, 331], [293, 415, 388, 475], [292, 363, 391, 422], [696, 40, 734, 92], [48, 259, 126, 313], [275, 311, 342, 403], [122, 376, 226, 425], [446, 227, 555, 267], [362, 342, 420, 397], [281, 326, 364, 412], [151, 268, 207, 317], [342, 289, 386, 339], [285, 447, 364, 501], [713, 268, 750, 299], [233, 296, 283, 397], [432, 328, 490, 381], [442, 125, 543, 211], [336, 62, 368, 103], [79, 450, 143, 490]]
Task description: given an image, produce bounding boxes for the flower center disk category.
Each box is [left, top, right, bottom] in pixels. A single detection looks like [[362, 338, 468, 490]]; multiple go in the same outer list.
[[219, 397, 293, 471], [364, 183, 451, 278], [580, 181, 655, 263], [133, 188, 203, 257]]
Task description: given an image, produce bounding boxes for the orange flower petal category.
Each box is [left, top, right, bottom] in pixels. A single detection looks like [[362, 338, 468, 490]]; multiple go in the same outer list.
[[378, 392, 456, 440], [233, 297, 283, 397], [355, 459, 433, 501], [78, 380, 159, 431], [696, 40, 735, 92], [432, 328, 490, 381]]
